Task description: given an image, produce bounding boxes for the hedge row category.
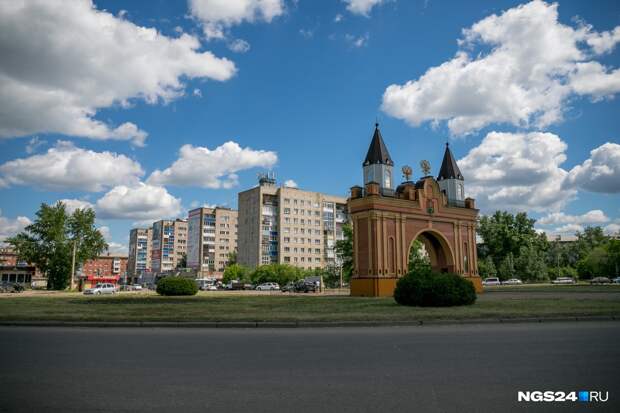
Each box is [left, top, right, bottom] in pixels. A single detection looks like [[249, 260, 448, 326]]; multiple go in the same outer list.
[[394, 271, 476, 307]]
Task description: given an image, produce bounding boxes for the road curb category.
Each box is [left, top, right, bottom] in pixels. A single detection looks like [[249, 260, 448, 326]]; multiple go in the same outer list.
[[0, 315, 617, 328]]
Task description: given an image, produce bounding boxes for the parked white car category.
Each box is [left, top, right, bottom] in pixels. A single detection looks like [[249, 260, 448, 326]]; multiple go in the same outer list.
[[502, 278, 523, 285], [482, 277, 501, 286], [256, 282, 280, 291], [130, 284, 143, 291], [552, 277, 576, 285], [83, 283, 117, 295]]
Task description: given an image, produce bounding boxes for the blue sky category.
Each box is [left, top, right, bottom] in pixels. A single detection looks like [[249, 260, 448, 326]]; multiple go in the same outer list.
[[0, 0, 619, 252]]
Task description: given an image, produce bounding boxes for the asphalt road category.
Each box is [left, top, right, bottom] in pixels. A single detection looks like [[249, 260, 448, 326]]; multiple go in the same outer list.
[[1, 322, 618, 413]]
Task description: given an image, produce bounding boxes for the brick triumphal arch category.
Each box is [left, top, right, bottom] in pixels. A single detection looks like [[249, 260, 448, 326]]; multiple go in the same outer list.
[[348, 124, 482, 296]]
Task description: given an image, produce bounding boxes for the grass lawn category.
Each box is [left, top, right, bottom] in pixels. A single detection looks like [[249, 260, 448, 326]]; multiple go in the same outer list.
[[1, 289, 619, 322]]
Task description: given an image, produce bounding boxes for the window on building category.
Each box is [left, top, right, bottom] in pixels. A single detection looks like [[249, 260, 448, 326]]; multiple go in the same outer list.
[[463, 242, 469, 272]]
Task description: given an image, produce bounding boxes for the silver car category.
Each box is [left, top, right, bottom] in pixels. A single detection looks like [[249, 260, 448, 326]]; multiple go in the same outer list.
[[256, 282, 280, 291], [482, 277, 501, 286], [502, 278, 523, 285], [83, 283, 117, 295], [552, 277, 576, 285]]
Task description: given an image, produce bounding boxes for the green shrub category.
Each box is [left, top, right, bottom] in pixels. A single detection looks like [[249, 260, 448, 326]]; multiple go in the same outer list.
[[394, 271, 476, 307], [156, 277, 198, 296]]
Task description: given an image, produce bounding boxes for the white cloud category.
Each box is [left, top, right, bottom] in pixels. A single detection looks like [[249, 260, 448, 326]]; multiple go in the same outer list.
[[299, 29, 314, 39], [98, 226, 112, 241], [25, 137, 46, 154], [189, 0, 284, 39], [58, 199, 95, 214], [148, 141, 277, 188], [96, 227, 127, 255], [105, 242, 128, 256], [96, 183, 182, 221], [0, 209, 31, 244], [0, 141, 143, 192], [381, 0, 620, 136], [604, 222, 620, 235], [458, 131, 575, 212], [343, 0, 388, 16], [345, 33, 369, 48], [334, 14, 343, 23], [537, 210, 609, 226], [0, 0, 236, 146], [552, 223, 585, 235], [567, 142, 620, 193], [585, 26, 620, 54], [569, 62, 620, 99], [193, 88, 203, 98], [228, 38, 251, 53], [284, 179, 298, 188]]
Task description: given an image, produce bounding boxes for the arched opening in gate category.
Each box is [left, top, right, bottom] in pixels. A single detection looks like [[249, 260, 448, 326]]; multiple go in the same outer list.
[[408, 230, 455, 274]]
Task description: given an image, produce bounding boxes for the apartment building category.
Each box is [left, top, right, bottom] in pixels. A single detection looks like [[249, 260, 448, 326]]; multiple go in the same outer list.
[[0, 246, 47, 287], [187, 207, 238, 277], [127, 227, 152, 282], [79, 254, 128, 289], [238, 175, 348, 270], [151, 219, 188, 274]]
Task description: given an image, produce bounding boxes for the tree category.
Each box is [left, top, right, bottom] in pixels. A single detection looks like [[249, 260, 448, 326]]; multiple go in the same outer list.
[[497, 253, 516, 281], [408, 239, 431, 275], [577, 246, 608, 279], [606, 240, 620, 278], [477, 211, 548, 269], [515, 244, 547, 282], [7, 202, 107, 290], [334, 223, 353, 283], [222, 263, 250, 284], [478, 256, 497, 278], [322, 266, 341, 288], [250, 264, 305, 286], [571, 226, 609, 262], [226, 250, 237, 265]]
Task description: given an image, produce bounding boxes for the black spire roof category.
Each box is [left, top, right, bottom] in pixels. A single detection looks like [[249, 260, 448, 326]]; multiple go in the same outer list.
[[363, 123, 394, 166], [437, 142, 464, 181]]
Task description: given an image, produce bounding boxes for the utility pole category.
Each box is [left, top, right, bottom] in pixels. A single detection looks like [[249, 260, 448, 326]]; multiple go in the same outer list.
[[555, 236, 561, 279], [70, 239, 77, 291]]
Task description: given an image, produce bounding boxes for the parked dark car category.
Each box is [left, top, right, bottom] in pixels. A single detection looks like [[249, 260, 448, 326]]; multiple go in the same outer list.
[[0, 282, 24, 293], [281, 282, 296, 292], [295, 280, 317, 293]]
